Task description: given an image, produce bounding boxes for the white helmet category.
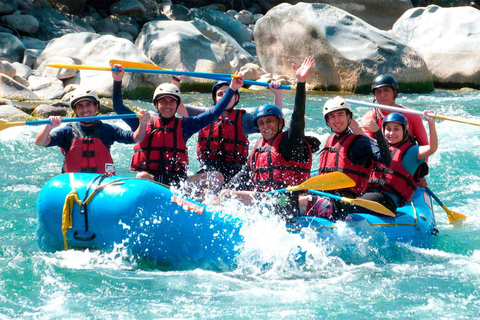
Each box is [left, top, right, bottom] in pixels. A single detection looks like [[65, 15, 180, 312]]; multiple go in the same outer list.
[[323, 96, 352, 120], [70, 87, 100, 108], [152, 83, 181, 105]]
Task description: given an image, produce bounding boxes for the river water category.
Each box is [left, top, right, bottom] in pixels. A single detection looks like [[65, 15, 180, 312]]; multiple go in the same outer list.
[[1, 89, 480, 319]]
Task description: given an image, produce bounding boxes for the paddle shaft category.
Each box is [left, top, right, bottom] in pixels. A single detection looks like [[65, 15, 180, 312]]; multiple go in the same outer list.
[[308, 190, 343, 202], [25, 114, 139, 126], [46, 64, 292, 90], [346, 99, 480, 127]]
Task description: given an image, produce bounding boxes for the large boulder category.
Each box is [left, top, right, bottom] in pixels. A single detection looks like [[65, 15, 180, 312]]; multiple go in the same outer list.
[[0, 33, 26, 63], [393, 5, 480, 89], [135, 20, 256, 82], [254, 2, 433, 93], [30, 9, 94, 41], [36, 32, 160, 98]]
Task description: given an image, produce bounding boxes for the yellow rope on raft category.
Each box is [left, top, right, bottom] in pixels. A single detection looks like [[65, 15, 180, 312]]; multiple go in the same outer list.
[[61, 189, 82, 250], [61, 173, 127, 250]]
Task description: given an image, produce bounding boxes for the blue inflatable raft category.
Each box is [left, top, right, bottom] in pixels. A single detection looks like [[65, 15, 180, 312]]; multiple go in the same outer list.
[[36, 173, 438, 270]]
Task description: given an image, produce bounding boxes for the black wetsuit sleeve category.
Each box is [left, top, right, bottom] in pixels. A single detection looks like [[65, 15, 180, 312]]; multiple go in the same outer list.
[[374, 129, 392, 166], [278, 82, 310, 162], [113, 80, 139, 131], [348, 133, 391, 167]]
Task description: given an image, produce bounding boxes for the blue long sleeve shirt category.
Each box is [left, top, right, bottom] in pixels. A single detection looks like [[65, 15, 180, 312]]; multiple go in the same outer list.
[[112, 80, 236, 142]]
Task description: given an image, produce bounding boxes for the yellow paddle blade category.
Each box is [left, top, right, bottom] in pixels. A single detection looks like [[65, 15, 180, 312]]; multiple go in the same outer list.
[[443, 204, 467, 224], [435, 114, 480, 127], [345, 197, 396, 217], [109, 59, 167, 70], [0, 119, 27, 131], [286, 172, 356, 192], [46, 64, 112, 72]]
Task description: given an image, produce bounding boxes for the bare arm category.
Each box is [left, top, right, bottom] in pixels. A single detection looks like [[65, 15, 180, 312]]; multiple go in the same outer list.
[[417, 110, 438, 160], [35, 116, 62, 146], [269, 81, 283, 109]]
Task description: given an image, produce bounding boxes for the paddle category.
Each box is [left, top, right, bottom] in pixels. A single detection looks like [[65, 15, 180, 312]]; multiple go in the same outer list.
[[309, 189, 396, 217], [0, 114, 140, 131], [270, 172, 356, 193], [425, 187, 466, 224], [345, 99, 480, 127], [46, 63, 294, 90]]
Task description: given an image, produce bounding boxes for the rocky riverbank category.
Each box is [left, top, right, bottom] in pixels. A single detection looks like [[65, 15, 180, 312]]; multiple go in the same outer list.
[[1, 0, 480, 120]]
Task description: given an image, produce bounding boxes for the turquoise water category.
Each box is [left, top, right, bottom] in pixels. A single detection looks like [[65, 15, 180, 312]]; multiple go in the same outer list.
[[2, 89, 480, 318]]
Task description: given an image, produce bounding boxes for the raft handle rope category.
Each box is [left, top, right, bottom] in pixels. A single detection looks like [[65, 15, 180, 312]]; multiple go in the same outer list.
[[61, 173, 127, 250]]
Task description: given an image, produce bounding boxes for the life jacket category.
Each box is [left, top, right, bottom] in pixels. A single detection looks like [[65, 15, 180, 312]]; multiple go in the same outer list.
[[62, 122, 113, 174], [197, 109, 249, 165], [249, 132, 312, 192], [131, 116, 188, 175], [318, 133, 372, 195], [368, 141, 418, 205]]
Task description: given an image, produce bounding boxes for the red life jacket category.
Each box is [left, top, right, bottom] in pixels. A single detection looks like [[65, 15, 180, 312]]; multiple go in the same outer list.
[[249, 132, 312, 192], [131, 116, 188, 175], [318, 133, 372, 195], [196, 109, 249, 165], [62, 122, 113, 174], [368, 141, 419, 205]]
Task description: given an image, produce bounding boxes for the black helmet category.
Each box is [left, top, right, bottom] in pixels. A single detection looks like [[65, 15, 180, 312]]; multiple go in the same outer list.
[[371, 74, 399, 97], [212, 80, 240, 106]]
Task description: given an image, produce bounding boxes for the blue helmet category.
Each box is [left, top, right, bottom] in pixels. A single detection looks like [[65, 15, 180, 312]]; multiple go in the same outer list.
[[212, 80, 240, 105], [253, 104, 284, 126], [383, 112, 408, 130]]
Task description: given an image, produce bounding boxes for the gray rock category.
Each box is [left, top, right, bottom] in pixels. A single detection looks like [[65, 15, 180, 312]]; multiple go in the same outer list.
[[254, 2, 433, 93], [13, 75, 29, 87], [48, 0, 88, 14], [0, 0, 20, 15], [116, 31, 134, 42], [227, 10, 238, 17], [93, 17, 119, 34], [32, 104, 69, 117], [0, 61, 16, 78], [1, 13, 39, 35], [11, 62, 32, 79], [235, 10, 255, 25], [135, 20, 256, 82], [10, 100, 36, 114], [0, 104, 30, 119], [0, 74, 39, 100], [28, 76, 65, 100], [239, 63, 267, 80], [393, 5, 480, 88], [30, 9, 90, 41], [22, 48, 42, 68], [19, 36, 47, 50], [36, 32, 159, 98], [262, 0, 413, 30], [110, 0, 146, 19], [161, 4, 191, 21], [119, 23, 139, 38], [82, 16, 98, 27], [0, 26, 13, 34], [36, 56, 78, 80], [241, 41, 257, 57], [191, 8, 253, 44], [0, 33, 26, 63]]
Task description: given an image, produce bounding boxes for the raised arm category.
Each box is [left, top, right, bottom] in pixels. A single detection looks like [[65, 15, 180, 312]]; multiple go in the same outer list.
[[269, 80, 283, 110], [417, 110, 438, 160], [111, 64, 139, 131]]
